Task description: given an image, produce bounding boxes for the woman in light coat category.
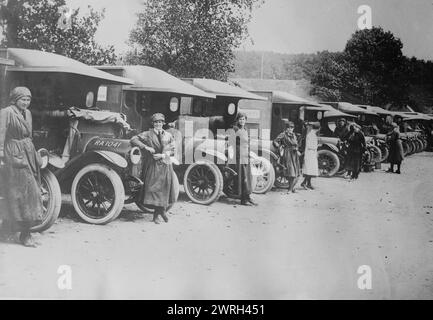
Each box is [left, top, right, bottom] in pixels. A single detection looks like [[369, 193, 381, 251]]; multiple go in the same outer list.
[[301, 122, 320, 190]]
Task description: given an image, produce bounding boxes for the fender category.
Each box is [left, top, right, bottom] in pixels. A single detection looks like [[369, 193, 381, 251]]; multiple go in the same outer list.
[[54, 151, 128, 193], [320, 143, 339, 153], [259, 148, 278, 163], [198, 147, 227, 163], [93, 151, 127, 169]]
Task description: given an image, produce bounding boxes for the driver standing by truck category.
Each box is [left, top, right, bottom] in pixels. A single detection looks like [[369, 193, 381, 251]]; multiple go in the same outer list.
[[130, 113, 177, 224], [334, 118, 351, 141]]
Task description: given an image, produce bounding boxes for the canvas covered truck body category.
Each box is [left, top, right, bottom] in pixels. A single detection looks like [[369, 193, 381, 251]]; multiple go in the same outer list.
[[0, 48, 146, 225]]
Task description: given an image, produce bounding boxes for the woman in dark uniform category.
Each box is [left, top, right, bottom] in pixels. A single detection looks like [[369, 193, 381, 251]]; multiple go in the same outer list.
[[386, 122, 404, 174], [130, 113, 177, 224], [0, 87, 43, 247], [273, 121, 301, 193], [226, 112, 257, 206], [345, 123, 366, 180]]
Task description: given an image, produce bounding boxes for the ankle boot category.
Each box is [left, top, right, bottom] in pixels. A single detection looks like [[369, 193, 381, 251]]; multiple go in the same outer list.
[[153, 213, 160, 224], [161, 212, 169, 223]]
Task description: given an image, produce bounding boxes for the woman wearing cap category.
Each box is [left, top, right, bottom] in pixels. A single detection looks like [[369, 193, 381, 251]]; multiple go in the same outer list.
[[226, 112, 257, 206], [386, 122, 404, 174], [345, 123, 366, 180], [130, 113, 177, 224], [0, 87, 43, 247], [301, 122, 320, 190], [273, 121, 301, 193]]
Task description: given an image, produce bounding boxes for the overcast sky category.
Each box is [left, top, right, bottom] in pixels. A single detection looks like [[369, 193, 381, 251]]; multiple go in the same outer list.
[[67, 0, 433, 60]]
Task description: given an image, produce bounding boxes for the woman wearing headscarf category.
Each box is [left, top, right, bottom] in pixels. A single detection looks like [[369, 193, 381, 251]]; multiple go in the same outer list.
[[273, 121, 301, 193], [301, 122, 320, 190], [386, 122, 404, 174], [0, 87, 43, 247], [130, 113, 177, 224], [226, 112, 257, 206], [345, 123, 366, 180]]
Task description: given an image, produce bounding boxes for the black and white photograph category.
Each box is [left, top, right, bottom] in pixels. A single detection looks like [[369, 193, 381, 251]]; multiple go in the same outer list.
[[0, 0, 433, 304]]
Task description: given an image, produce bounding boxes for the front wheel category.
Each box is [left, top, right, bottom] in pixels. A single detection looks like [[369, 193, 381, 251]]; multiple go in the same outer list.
[[183, 160, 223, 205], [317, 149, 340, 177], [378, 144, 389, 162], [71, 164, 125, 224], [368, 145, 382, 164], [31, 169, 62, 232]]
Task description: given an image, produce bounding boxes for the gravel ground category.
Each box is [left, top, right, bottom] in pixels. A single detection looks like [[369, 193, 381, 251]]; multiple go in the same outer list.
[[1, 152, 433, 299]]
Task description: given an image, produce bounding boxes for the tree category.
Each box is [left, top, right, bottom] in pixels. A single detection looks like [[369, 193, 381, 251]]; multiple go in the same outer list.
[[0, 0, 116, 65], [344, 27, 409, 106], [126, 0, 263, 80], [309, 27, 410, 107]]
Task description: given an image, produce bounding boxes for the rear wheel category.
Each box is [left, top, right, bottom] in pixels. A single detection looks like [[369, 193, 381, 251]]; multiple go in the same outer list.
[[183, 160, 223, 205], [317, 149, 340, 177], [31, 169, 62, 232], [71, 164, 125, 224], [251, 156, 275, 194]]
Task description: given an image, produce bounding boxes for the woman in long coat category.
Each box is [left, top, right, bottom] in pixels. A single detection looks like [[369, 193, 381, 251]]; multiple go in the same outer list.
[[273, 121, 301, 193], [226, 112, 257, 206], [345, 123, 366, 180], [386, 122, 404, 174], [130, 113, 177, 224], [0, 87, 43, 247], [301, 122, 320, 190]]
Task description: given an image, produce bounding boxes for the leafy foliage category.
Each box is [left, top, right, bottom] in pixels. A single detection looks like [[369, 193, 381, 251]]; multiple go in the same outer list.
[[126, 0, 263, 80], [0, 0, 116, 65]]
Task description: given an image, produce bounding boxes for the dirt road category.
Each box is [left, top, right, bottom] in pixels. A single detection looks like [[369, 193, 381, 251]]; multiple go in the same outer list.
[[1, 153, 433, 299]]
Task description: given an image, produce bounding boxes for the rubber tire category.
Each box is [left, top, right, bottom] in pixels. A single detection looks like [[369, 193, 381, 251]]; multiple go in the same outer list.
[[31, 169, 62, 232], [272, 155, 291, 189], [252, 156, 275, 194], [378, 144, 389, 163], [135, 170, 180, 212], [71, 164, 125, 225], [317, 149, 340, 177], [408, 140, 416, 155], [183, 160, 223, 205], [368, 145, 382, 164], [402, 141, 409, 156]]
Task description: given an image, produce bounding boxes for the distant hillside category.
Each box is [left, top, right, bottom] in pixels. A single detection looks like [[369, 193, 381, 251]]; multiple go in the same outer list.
[[232, 50, 317, 81], [232, 50, 433, 113], [230, 78, 314, 100]]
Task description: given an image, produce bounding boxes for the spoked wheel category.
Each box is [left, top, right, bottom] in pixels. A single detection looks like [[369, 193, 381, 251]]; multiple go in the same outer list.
[[367, 145, 382, 164], [183, 160, 223, 205], [378, 143, 389, 162], [222, 166, 238, 198], [273, 157, 291, 189], [251, 156, 275, 194], [402, 140, 409, 156], [317, 149, 340, 177], [71, 164, 125, 224], [31, 169, 62, 232]]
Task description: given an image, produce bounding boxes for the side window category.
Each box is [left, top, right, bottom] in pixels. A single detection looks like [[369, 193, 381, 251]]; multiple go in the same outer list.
[[137, 93, 152, 118], [180, 97, 193, 115], [97, 86, 107, 102], [124, 91, 136, 110]]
